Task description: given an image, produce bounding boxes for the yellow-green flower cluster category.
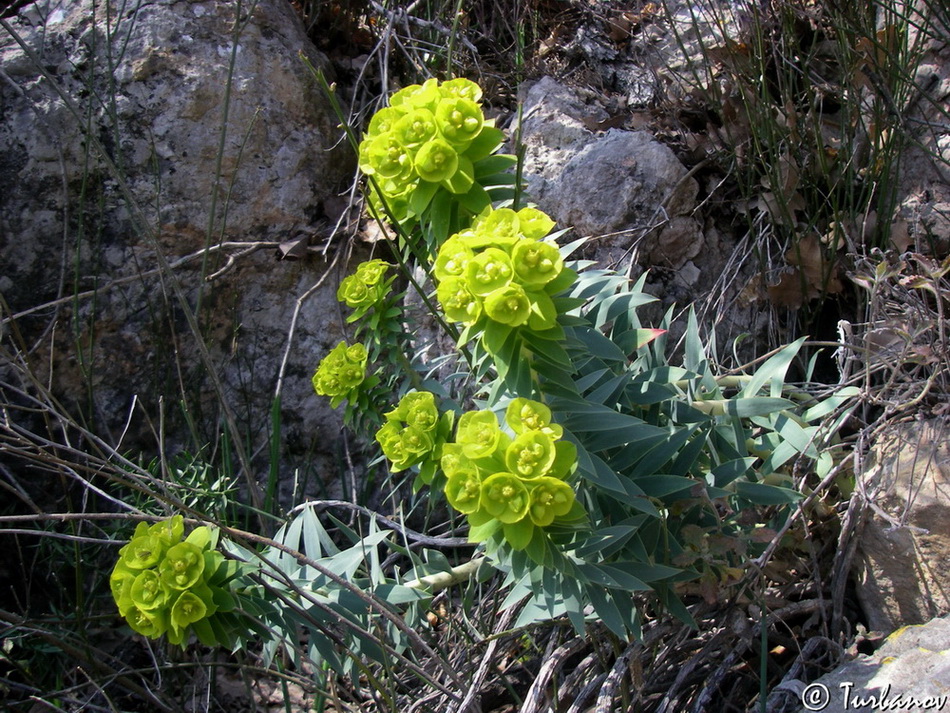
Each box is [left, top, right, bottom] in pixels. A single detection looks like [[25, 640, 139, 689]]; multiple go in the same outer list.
[[312, 342, 368, 408], [358, 77, 500, 221], [110, 517, 229, 646], [441, 398, 577, 550], [434, 206, 572, 331], [375, 391, 453, 485], [337, 259, 393, 318]]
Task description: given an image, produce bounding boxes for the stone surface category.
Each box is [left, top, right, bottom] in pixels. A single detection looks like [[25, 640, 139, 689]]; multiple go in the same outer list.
[[0, 0, 353, 492], [516, 76, 768, 351], [853, 419, 950, 634], [518, 76, 702, 270], [896, 36, 950, 255], [773, 616, 950, 713]]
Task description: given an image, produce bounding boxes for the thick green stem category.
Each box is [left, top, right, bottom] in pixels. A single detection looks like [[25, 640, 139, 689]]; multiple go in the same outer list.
[[405, 556, 484, 593]]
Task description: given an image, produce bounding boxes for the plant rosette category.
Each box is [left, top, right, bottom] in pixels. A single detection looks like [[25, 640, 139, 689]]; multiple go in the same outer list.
[[110, 517, 243, 647], [337, 259, 396, 320], [432, 207, 577, 352], [440, 398, 580, 550], [358, 77, 513, 232], [312, 341, 373, 409], [375, 390, 454, 487]]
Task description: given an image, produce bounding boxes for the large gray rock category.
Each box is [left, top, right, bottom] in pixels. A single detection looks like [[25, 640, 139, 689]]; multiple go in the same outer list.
[[896, 34, 950, 254], [853, 419, 950, 634], [516, 77, 770, 348], [519, 77, 701, 268], [0, 1, 352, 493]]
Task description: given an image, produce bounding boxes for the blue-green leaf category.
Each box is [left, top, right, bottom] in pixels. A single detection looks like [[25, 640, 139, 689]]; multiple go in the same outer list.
[[734, 481, 802, 504], [635, 474, 700, 498], [709, 457, 756, 487], [725, 397, 795, 417], [738, 337, 806, 398], [630, 426, 698, 478]]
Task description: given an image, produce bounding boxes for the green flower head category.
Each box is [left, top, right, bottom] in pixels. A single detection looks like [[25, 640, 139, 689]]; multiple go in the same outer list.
[[345, 343, 367, 363], [376, 421, 408, 468], [414, 138, 459, 183], [515, 207, 556, 239], [360, 132, 413, 179], [110, 562, 136, 616], [159, 541, 206, 591], [312, 342, 368, 400], [390, 78, 442, 111], [367, 106, 402, 137], [481, 472, 530, 524], [393, 108, 438, 149], [436, 276, 482, 324], [527, 477, 575, 527], [389, 391, 440, 432], [169, 591, 208, 634], [445, 469, 483, 514], [475, 208, 520, 243], [125, 605, 167, 639], [435, 97, 484, 148], [505, 398, 563, 438], [440, 77, 483, 103], [367, 172, 416, 222], [440, 443, 475, 477], [376, 421, 433, 471], [149, 516, 184, 544], [337, 272, 386, 309], [400, 424, 435, 463], [511, 239, 564, 287], [355, 259, 390, 285], [130, 569, 166, 611], [505, 430, 557, 479], [434, 237, 475, 282], [119, 533, 165, 570], [483, 284, 531, 326], [466, 247, 514, 296], [455, 410, 503, 459]]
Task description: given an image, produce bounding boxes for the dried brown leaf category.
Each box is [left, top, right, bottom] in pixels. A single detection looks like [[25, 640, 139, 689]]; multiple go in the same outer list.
[[277, 234, 310, 260]]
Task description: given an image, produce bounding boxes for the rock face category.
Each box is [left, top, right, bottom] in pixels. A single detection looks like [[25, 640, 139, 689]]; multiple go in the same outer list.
[[853, 419, 950, 634], [516, 76, 768, 345], [519, 76, 701, 265], [0, 1, 352, 493], [896, 30, 950, 254], [773, 616, 950, 713]]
